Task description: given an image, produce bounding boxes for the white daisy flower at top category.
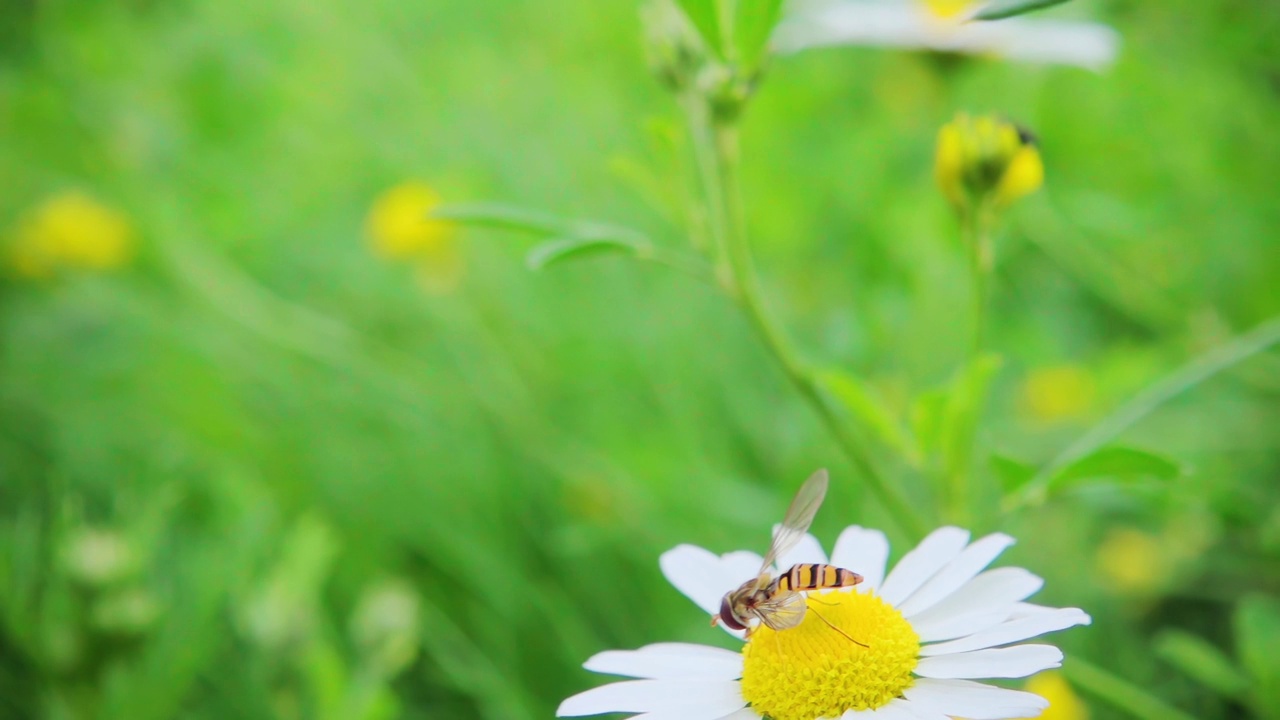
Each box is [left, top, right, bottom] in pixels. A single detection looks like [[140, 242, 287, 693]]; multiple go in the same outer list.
[[774, 0, 1121, 71], [558, 524, 1091, 720]]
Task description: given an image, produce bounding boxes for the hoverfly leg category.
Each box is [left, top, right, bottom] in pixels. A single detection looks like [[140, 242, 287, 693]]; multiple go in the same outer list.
[[808, 604, 869, 648]]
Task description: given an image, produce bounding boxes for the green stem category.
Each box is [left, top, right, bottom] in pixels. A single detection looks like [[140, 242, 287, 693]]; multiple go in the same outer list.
[[965, 209, 993, 358], [1064, 656, 1201, 720], [1006, 312, 1280, 512], [945, 208, 994, 525], [682, 92, 735, 291], [701, 114, 929, 539]]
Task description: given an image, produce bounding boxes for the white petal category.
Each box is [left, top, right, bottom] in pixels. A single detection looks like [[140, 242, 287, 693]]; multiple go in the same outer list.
[[920, 608, 1091, 656], [584, 643, 744, 680], [882, 697, 950, 720], [830, 526, 889, 591], [1008, 602, 1057, 618], [897, 533, 1014, 618], [659, 545, 764, 617], [878, 527, 970, 607], [904, 678, 1049, 719], [914, 645, 1063, 679], [709, 708, 759, 720], [661, 545, 729, 615], [557, 679, 744, 717], [909, 568, 1043, 641], [773, 3, 1120, 71], [770, 526, 828, 570], [631, 706, 758, 720]]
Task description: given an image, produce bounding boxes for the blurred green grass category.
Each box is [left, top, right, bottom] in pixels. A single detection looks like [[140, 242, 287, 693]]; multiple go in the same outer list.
[[1, 0, 1279, 718]]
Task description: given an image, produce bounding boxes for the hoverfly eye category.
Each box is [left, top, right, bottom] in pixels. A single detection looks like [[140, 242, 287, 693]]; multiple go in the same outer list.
[[718, 597, 746, 631]]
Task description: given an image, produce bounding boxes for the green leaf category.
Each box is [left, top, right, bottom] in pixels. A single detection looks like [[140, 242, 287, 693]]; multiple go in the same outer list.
[[1049, 445, 1182, 490], [675, 0, 724, 58], [732, 0, 785, 67], [432, 202, 582, 236], [991, 453, 1037, 494], [1235, 595, 1280, 714], [526, 236, 648, 271], [1154, 630, 1250, 698], [972, 0, 1073, 21], [816, 369, 919, 464]]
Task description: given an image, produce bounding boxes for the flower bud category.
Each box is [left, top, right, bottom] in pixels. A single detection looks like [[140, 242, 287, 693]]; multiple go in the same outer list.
[[640, 0, 710, 93], [935, 113, 1043, 214]]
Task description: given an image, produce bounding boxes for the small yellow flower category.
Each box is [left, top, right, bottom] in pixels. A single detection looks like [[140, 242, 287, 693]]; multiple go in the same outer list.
[[1096, 527, 1165, 596], [365, 182, 454, 261], [366, 181, 462, 293], [9, 191, 134, 277], [1018, 672, 1089, 720], [935, 113, 1043, 214], [1019, 365, 1097, 424]]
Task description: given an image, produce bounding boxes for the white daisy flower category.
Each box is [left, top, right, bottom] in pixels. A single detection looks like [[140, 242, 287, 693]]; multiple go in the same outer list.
[[558, 525, 1090, 720], [774, 0, 1121, 71]]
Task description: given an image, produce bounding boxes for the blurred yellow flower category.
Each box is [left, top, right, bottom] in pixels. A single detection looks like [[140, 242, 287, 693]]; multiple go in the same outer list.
[[1019, 672, 1089, 720], [366, 182, 454, 260], [366, 181, 463, 293], [9, 191, 134, 277], [1019, 365, 1097, 424], [936, 113, 1043, 214], [1096, 527, 1165, 596]]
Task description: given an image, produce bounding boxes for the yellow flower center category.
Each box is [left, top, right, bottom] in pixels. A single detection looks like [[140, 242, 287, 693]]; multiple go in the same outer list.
[[741, 591, 920, 720], [923, 0, 975, 19]]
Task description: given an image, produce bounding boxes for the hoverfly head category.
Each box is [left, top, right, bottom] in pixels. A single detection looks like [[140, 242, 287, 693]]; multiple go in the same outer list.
[[715, 593, 748, 631]]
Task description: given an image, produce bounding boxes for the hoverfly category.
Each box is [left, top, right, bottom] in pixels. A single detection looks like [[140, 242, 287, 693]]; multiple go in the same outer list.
[[711, 469, 865, 644]]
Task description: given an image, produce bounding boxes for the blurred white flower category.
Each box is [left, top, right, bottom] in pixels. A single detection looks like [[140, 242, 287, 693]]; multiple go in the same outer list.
[[64, 528, 137, 586], [350, 578, 422, 677], [774, 0, 1120, 71]]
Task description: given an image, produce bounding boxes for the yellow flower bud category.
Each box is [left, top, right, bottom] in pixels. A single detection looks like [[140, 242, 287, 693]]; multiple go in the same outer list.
[[9, 191, 134, 277], [935, 113, 1043, 214]]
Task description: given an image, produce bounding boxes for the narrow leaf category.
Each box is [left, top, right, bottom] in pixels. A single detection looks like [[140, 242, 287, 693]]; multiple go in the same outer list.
[[675, 0, 724, 58], [434, 203, 650, 248], [972, 0, 1073, 21], [1235, 595, 1280, 712], [1154, 630, 1250, 698], [526, 236, 648, 271], [432, 202, 581, 236], [991, 454, 1037, 495], [1049, 445, 1181, 490], [733, 0, 785, 67]]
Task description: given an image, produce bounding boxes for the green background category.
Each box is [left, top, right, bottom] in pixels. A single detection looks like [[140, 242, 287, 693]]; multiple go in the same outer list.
[[2, 0, 1279, 718]]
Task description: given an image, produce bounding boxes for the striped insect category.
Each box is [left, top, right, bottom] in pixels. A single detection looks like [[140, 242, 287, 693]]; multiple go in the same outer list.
[[711, 469, 866, 644]]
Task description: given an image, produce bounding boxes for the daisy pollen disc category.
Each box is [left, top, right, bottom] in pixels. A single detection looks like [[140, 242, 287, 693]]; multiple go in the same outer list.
[[742, 590, 919, 720]]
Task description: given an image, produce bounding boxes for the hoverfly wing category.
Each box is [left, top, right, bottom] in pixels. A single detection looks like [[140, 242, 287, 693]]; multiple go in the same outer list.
[[753, 591, 808, 632], [757, 469, 830, 577]]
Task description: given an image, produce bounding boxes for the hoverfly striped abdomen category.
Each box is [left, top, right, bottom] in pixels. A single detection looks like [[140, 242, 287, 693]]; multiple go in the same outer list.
[[773, 563, 863, 593]]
